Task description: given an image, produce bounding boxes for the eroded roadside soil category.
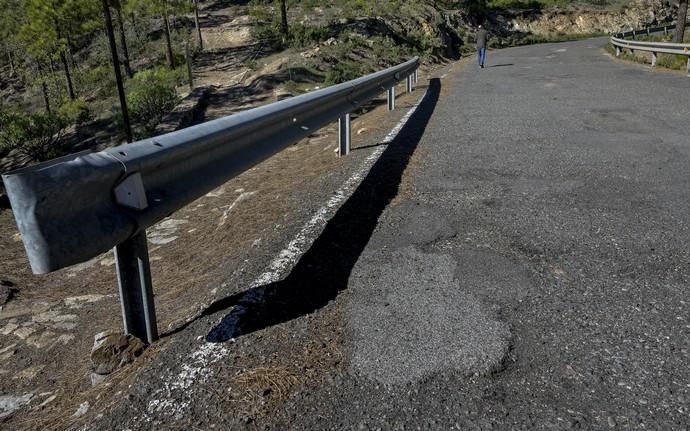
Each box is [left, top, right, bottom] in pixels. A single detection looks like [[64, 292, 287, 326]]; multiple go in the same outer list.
[[0, 61, 454, 429]]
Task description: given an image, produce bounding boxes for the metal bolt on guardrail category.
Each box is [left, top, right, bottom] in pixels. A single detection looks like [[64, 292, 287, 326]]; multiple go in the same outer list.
[[2, 58, 420, 344]]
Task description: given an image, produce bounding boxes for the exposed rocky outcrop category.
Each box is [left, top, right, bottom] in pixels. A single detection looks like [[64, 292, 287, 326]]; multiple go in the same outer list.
[[511, 0, 677, 35]]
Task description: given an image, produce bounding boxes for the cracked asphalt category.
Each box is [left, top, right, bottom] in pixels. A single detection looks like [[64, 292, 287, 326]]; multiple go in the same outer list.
[[89, 38, 689, 430], [271, 39, 690, 429]]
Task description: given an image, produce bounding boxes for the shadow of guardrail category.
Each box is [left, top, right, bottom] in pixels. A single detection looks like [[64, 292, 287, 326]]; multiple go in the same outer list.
[[190, 78, 441, 342]]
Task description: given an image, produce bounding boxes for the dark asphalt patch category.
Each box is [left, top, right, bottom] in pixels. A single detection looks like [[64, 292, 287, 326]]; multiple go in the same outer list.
[[348, 247, 510, 385]]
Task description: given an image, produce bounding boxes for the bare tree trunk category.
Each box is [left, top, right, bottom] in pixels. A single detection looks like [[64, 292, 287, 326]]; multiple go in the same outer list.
[[6, 47, 14, 77], [186, 41, 193, 90], [59, 50, 76, 100], [37, 62, 51, 112], [42, 80, 51, 112], [674, 0, 689, 42], [115, 4, 133, 78], [163, 13, 175, 69], [66, 32, 76, 67], [279, 0, 288, 37], [103, 0, 133, 143], [193, 0, 203, 51], [49, 57, 62, 101]]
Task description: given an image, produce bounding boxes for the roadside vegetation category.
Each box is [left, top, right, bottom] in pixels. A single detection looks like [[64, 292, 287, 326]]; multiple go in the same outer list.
[[0, 0, 687, 167], [0, 0, 199, 162]]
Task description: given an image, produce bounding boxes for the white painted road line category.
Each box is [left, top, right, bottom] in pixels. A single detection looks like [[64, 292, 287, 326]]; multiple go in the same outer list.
[[136, 87, 433, 424]]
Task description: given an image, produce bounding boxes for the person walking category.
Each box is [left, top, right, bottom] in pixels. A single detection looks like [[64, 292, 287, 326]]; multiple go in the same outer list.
[[476, 25, 489, 68]]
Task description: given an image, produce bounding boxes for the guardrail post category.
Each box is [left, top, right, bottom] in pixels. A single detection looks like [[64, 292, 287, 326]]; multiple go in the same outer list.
[[616, 46, 621, 57], [414, 69, 418, 84], [387, 86, 395, 111], [687, 56, 690, 73], [338, 113, 351, 156], [664, 26, 667, 35], [651, 52, 657, 67], [114, 232, 158, 344], [647, 28, 650, 36], [406, 75, 413, 93]]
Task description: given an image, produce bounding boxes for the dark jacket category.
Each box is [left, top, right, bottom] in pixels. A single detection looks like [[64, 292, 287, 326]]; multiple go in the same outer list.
[[476, 29, 488, 49]]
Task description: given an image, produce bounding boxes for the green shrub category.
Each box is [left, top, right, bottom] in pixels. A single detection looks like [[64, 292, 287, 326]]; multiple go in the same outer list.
[[0, 109, 68, 161], [126, 69, 179, 136], [251, 23, 285, 50], [248, 3, 272, 22], [135, 66, 186, 89], [406, 30, 442, 57], [58, 98, 91, 126], [289, 23, 330, 48], [371, 36, 409, 66], [324, 61, 366, 85]]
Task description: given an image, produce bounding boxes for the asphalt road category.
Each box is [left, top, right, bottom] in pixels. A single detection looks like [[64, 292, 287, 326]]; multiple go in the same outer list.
[[94, 39, 690, 430]]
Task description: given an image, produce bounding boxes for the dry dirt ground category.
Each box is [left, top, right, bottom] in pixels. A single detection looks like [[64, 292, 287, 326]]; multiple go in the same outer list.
[[0, 1, 459, 427], [0, 45, 456, 427]]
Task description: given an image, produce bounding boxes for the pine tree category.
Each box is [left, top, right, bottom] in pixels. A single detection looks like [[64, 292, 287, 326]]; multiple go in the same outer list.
[[102, 0, 132, 142], [125, 0, 191, 69], [21, 0, 99, 100], [192, 0, 203, 51], [0, 0, 24, 78], [111, 0, 134, 78]]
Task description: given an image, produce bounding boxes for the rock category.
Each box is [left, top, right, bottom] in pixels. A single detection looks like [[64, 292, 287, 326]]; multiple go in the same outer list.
[[14, 365, 44, 380], [39, 394, 57, 407], [0, 323, 19, 336], [510, 0, 676, 35], [301, 47, 320, 59], [13, 326, 35, 340], [90, 372, 107, 386], [26, 331, 57, 348], [0, 282, 18, 306], [274, 89, 293, 102], [72, 401, 89, 417], [56, 334, 75, 345], [90, 331, 146, 376], [0, 394, 33, 419], [64, 294, 109, 308]]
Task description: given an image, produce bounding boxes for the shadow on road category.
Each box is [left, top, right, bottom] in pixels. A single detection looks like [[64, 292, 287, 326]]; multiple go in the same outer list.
[[488, 63, 514, 68], [167, 78, 441, 342]]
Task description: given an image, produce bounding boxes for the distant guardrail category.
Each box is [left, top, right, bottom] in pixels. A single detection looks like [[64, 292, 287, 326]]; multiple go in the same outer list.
[[1, 58, 420, 343], [614, 22, 690, 39], [611, 22, 690, 70]]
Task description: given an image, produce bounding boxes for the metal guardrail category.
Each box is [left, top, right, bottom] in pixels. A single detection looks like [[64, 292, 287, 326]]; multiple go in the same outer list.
[[614, 22, 690, 39], [611, 22, 690, 70], [2, 57, 420, 343]]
